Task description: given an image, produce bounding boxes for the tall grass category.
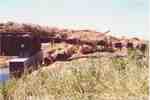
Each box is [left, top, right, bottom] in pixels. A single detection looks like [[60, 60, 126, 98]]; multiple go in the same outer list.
[[0, 49, 149, 100]]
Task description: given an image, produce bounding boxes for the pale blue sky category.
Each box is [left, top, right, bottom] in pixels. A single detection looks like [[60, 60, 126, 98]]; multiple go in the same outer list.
[[0, 0, 149, 39]]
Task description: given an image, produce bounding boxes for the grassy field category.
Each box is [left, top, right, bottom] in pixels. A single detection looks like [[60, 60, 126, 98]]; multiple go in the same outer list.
[[0, 48, 149, 100]]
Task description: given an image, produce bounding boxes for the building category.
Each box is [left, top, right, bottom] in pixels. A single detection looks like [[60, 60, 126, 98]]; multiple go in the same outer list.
[[0, 32, 41, 57]]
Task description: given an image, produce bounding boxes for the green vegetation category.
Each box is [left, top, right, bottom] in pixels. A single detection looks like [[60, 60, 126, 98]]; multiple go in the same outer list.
[[0, 49, 149, 100]]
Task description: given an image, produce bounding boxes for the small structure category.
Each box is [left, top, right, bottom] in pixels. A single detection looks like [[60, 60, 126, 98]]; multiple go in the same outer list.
[[9, 51, 43, 77], [9, 58, 29, 77]]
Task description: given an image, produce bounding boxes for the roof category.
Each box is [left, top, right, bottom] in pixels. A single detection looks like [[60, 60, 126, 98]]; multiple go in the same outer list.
[[9, 58, 29, 62]]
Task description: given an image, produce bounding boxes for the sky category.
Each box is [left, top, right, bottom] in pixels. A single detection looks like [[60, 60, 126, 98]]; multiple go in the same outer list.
[[0, 0, 149, 39]]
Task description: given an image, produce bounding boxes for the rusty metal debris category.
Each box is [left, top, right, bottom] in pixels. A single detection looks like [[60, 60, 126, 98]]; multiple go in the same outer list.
[[42, 32, 148, 66]]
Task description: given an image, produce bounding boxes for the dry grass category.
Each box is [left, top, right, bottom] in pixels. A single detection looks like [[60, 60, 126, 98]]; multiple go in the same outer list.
[[0, 49, 149, 100]]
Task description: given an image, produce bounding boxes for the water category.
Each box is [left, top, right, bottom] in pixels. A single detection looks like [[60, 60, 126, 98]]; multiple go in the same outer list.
[[0, 68, 9, 82]]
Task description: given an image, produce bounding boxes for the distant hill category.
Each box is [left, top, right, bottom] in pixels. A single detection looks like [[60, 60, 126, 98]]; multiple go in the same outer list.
[[0, 21, 147, 43], [0, 21, 59, 36], [0, 22, 107, 37]]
